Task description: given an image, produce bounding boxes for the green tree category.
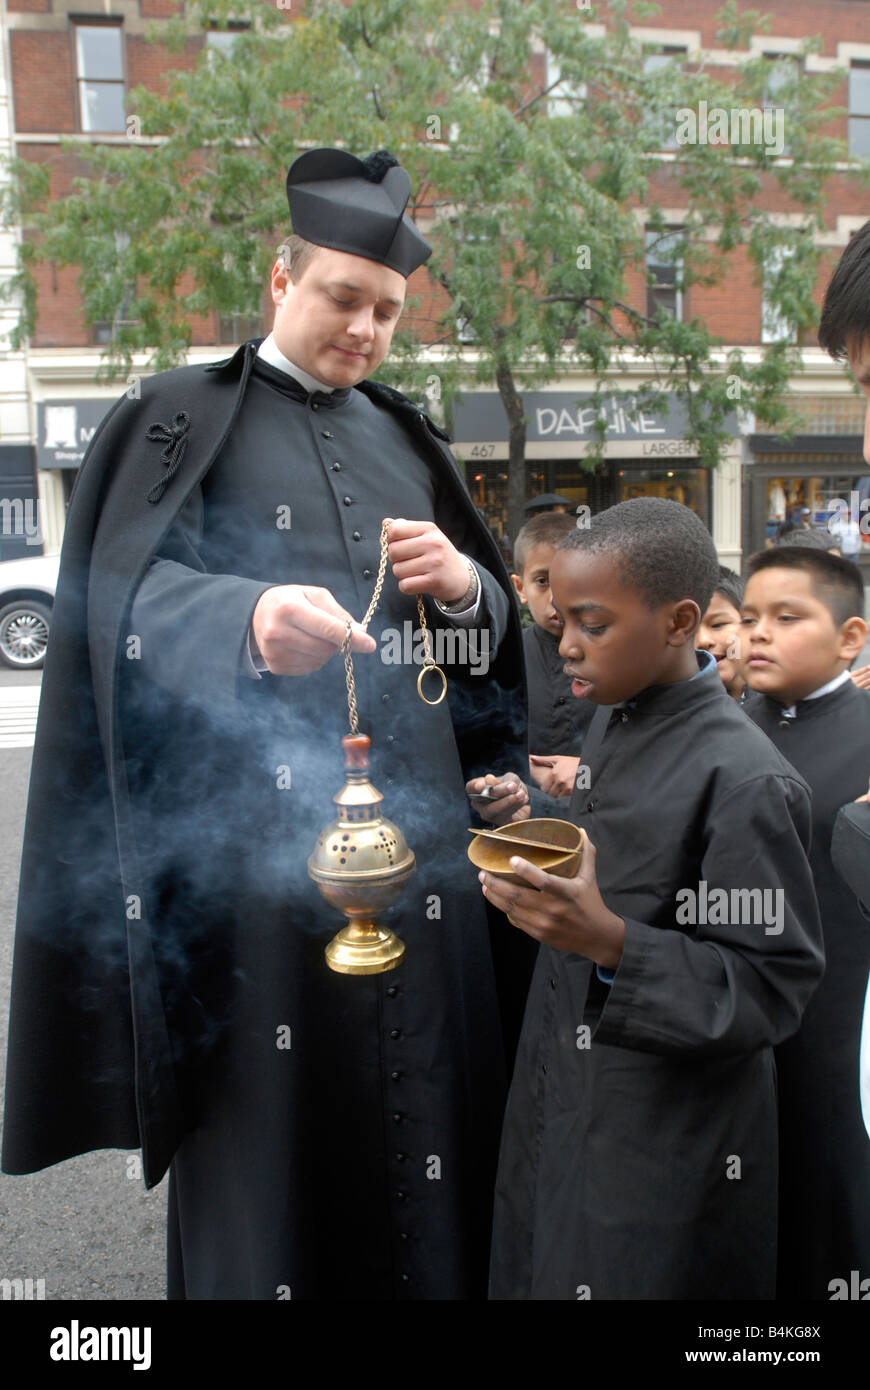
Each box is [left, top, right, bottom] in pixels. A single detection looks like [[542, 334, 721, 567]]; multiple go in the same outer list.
[[1, 0, 854, 537]]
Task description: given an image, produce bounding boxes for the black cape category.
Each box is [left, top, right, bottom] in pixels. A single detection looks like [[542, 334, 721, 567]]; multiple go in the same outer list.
[[745, 679, 870, 1299], [1, 339, 531, 1300], [489, 661, 824, 1300]]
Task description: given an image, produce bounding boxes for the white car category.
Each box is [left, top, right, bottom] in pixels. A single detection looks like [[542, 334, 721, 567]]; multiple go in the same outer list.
[[0, 553, 60, 670]]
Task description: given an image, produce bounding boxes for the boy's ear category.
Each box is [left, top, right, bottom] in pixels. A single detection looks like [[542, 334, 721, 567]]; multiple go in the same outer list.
[[667, 598, 702, 647], [510, 572, 527, 604], [840, 615, 869, 663]]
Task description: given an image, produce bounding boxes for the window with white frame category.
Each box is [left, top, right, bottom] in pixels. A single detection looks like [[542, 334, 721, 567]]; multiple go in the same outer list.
[[761, 243, 797, 344], [74, 22, 126, 133], [646, 227, 683, 321], [206, 21, 251, 62], [849, 61, 870, 158], [642, 46, 687, 151], [762, 52, 800, 156], [545, 50, 587, 119]]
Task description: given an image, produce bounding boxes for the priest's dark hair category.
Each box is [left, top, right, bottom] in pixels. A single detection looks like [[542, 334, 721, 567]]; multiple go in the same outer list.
[[513, 512, 577, 575], [818, 217, 870, 360], [712, 565, 743, 611], [558, 496, 720, 612], [746, 546, 865, 626]]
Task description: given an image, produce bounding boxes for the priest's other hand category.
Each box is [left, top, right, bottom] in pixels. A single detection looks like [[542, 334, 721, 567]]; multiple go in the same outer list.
[[466, 773, 530, 825], [529, 754, 580, 799], [478, 829, 626, 968], [250, 584, 376, 675], [385, 517, 470, 603]]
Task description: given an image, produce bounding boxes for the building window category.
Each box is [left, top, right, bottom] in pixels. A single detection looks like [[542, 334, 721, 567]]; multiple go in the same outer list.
[[762, 53, 800, 156], [646, 227, 683, 321], [642, 46, 687, 151], [206, 21, 251, 61], [545, 50, 586, 119], [761, 244, 797, 344], [74, 23, 126, 133], [218, 313, 262, 344], [849, 61, 870, 157]]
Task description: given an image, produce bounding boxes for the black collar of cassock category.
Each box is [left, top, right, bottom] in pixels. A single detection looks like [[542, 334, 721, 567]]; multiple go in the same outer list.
[[250, 353, 353, 410], [748, 676, 864, 724]]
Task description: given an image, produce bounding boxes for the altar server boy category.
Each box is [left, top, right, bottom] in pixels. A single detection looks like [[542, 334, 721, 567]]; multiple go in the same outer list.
[[470, 497, 824, 1300], [742, 545, 870, 1299]]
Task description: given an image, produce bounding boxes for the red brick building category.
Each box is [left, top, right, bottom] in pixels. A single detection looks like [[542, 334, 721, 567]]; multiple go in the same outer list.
[[1, 0, 869, 564]]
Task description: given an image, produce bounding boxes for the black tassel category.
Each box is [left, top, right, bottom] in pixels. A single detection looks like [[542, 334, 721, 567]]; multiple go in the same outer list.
[[361, 150, 398, 182], [144, 412, 190, 504]]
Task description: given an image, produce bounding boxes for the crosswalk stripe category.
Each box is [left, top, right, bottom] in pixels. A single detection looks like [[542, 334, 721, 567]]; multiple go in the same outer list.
[[0, 686, 41, 749]]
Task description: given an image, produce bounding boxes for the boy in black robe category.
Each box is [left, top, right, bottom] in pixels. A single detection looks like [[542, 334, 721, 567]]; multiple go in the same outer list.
[[510, 513, 594, 802], [741, 546, 870, 1299], [468, 496, 824, 1300]]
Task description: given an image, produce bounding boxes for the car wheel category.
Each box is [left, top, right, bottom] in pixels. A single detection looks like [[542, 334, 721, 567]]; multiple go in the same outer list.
[[0, 600, 52, 670]]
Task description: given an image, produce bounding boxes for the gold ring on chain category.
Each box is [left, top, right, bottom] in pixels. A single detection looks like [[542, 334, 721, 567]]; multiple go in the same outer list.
[[416, 662, 447, 706]]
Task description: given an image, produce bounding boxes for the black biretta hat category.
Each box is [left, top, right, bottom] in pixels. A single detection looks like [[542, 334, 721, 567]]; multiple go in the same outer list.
[[286, 148, 432, 278]]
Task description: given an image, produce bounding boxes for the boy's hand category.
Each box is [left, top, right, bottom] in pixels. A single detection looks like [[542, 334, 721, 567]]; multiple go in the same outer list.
[[851, 665, 870, 691], [478, 828, 626, 968], [529, 754, 580, 799], [466, 773, 530, 825]]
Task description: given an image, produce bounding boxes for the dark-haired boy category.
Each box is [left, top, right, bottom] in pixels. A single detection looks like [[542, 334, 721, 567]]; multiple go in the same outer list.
[[698, 565, 746, 701], [742, 546, 870, 1300], [511, 512, 594, 800], [470, 497, 824, 1300]]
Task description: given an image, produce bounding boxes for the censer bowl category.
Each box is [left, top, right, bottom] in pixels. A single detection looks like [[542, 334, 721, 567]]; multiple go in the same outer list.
[[308, 735, 416, 975]]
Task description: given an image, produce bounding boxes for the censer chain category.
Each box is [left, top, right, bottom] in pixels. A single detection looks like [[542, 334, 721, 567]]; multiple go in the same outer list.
[[343, 520, 446, 734]]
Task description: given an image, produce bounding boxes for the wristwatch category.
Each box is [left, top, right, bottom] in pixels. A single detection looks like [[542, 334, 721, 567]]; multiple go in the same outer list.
[[436, 558, 479, 614]]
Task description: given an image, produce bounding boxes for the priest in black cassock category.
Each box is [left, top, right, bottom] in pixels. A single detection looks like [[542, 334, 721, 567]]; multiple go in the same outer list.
[[1, 149, 529, 1299]]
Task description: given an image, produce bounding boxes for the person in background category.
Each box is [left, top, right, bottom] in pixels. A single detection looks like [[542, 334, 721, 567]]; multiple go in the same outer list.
[[510, 512, 594, 802], [697, 565, 746, 702]]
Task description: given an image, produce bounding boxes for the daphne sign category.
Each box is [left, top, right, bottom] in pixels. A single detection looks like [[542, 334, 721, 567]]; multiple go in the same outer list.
[[450, 391, 717, 445]]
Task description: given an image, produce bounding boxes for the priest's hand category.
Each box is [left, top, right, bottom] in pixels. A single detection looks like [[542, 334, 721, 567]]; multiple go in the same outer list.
[[466, 773, 530, 824], [477, 829, 626, 967], [385, 517, 471, 603], [529, 754, 580, 799], [250, 585, 376, 675]]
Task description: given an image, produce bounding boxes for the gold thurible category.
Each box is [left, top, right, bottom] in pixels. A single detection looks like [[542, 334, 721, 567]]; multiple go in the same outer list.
[[307, 520, 446, 975]]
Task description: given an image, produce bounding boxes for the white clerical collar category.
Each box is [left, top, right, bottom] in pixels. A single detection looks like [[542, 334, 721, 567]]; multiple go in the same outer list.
[[256, 333, 337, 394], [781, 669, 852, 718]]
